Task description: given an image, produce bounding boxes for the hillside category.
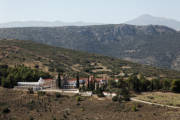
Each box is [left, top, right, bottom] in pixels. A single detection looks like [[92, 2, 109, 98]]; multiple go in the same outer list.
[[0, 39, 180, 79], [0, 24, 180, 70], [1, 88, 180, 120], [126, 14, 180, 30]]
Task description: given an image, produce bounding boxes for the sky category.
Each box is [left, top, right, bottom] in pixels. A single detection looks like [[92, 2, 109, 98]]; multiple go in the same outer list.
[[0, 0, 180, 24]]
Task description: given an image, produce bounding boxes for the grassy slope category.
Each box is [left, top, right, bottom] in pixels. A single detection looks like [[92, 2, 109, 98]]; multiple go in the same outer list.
[[135, 92, 180, 107], [0, 39, 180, 79]]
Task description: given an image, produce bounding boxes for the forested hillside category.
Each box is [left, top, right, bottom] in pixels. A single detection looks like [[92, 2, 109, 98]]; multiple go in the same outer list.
[[0, 65, 51, 88]]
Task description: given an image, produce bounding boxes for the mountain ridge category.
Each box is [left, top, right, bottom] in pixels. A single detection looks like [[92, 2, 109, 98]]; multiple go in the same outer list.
[[126, 14, 180, 30], [0, 24, 180, 70]]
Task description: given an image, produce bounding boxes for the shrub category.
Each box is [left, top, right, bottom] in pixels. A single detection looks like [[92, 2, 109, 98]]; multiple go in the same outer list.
[[112, 96, 118, 102], [123, 95, 130, 101], [132, 105, 138, 112], [29, 116, 34, 120], [28, 88, 34, 94], [76, 96, 81, 102], [97, 93, 105, 97], [147, 96, 154, 99], [37, 91, 46, 96], [1, 77, 13, 88], [2, 107, 10, 114], [162, 79, 171, 91], [118, 96, 123, 103], [80, 107, 85, 111], [137, 103, 143, 108], [76, 102, 80, 106], [116, 88, 131, 101], [171, 79, 180, 93], [52, 117, 57, 120], [29, 100, 35, 105], [27, 100, 36, 110], [55, 93, 61, 98]]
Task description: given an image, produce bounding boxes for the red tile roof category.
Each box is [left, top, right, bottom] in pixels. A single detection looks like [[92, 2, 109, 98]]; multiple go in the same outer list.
[[44, 79, 54, 81], [67, 78, 107, 82]]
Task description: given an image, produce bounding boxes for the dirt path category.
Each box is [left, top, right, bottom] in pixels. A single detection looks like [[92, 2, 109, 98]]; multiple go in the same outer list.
[[131, 98, 180, 109]]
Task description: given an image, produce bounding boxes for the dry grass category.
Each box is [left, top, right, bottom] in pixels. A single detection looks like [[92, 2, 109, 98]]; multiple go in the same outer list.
[[0, 88, 180, 120], [135, 92, 180, 107]]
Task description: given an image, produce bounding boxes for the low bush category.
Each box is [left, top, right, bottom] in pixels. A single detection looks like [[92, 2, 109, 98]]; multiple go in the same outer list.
[[27, 88, 34, 94], [97, 92, 105, 98], [37, 91, 46, 96], [80, 107, 85, 111], [2, 107, 10, 114], [123, 95, 130, 101], [52, 117, 57, 120], [147, 96, 154, 99], [137, 103, 143, 108], [112, 96, 118, 102], [28, 100, 35, 105], [55, 93, 61, 98], [29, 116, 34, 120], [132, 105, 138, 112], [171, 79, 180, 93], [76, 96, 81, 102], [27, 100, 36, 110]]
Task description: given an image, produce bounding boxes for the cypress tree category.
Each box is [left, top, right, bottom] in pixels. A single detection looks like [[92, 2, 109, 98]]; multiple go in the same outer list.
[[76, 73, 80, 88], [57, 73, 61, 88], [151, 80, 154, 91], [87, 75, 90, 89]]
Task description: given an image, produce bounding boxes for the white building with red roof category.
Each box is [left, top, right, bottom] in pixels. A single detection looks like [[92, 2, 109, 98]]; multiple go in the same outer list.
[[63, 77, 108, 89]]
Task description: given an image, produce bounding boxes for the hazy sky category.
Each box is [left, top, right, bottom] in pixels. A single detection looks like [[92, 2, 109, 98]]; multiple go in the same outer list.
[[1, 0, 180, 23]]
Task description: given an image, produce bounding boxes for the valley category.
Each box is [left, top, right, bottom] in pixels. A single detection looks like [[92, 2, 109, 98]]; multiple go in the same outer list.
[[1, 0, 180, 120]]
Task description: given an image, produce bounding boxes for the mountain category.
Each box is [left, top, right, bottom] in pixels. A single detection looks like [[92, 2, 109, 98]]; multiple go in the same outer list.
[[0, 24, 180, 71], [126, 14, 180, 30], [0, 21, 103, 28], [1, 39, 180, 79]]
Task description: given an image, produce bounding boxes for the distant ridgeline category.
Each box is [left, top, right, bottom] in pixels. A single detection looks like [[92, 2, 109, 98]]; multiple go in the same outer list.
[[0, 24, 180, 71]]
